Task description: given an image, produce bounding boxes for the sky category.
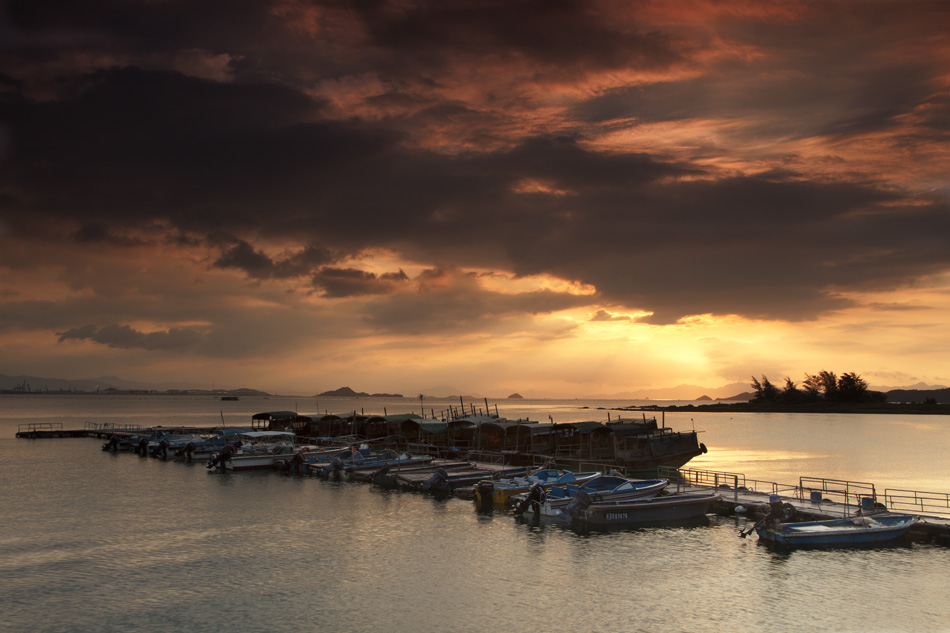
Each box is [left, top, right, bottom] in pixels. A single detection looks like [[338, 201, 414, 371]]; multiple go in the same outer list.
[[1, 0, 948, 398]]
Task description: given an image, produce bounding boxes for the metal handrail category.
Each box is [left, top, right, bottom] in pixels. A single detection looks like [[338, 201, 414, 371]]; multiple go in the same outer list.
[[799, 476, 876, 510], [18, 422, 63, 432], [884, 489, 950, 518]]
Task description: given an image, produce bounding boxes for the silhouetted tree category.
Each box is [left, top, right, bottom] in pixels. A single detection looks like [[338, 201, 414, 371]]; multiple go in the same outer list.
[[755, 369, 877, 405], [751, 375, 780, 402], [781, 377, 803, 403], [802, 373, 821, 399], [836, 372, 869, 402]]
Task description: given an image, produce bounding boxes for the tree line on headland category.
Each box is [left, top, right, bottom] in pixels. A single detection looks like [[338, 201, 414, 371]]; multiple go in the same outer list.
[[655, 370, 950, 414], [750, 370, 883, 405]]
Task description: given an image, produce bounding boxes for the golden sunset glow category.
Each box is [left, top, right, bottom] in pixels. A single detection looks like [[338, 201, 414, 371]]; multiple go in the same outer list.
[[1, 0, 947, 397]]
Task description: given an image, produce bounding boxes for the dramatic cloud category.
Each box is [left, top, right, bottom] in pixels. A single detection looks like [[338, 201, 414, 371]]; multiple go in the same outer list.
[[1, 0, 948, 395]]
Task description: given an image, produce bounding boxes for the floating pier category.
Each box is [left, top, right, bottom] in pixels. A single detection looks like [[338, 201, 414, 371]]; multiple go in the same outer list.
[[15, 421, 950, 545]]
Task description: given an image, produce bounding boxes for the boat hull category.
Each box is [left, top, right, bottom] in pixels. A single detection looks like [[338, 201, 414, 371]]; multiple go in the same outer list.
[[518, 477, 670, 517], [574, 492, 721, 528], [476, 470, 602, 506], [755, 514, 919, 547]]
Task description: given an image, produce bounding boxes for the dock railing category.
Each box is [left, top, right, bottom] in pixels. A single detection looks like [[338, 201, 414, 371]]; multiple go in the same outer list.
[[662, 468, 950, 519], [18, 422, 63, 433], [799, 476, 876, 512], [660, 467, 800, 500], [84, 421, 144, 432], [884, 489, 950, 518]]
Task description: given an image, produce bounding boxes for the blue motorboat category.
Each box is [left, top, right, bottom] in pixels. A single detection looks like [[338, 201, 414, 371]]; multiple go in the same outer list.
[[475, 468, 602, 508], [755, 514, 919, 547], [512, 475, 669, 516]]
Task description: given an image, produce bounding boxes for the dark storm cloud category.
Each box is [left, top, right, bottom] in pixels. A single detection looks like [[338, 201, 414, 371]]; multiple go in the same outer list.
[[357, 0, 681, 74], [57, 323, 207, 351], [312, 267, 410, 298], [210, 236, 336, 280], [72, 223, 146, 247], [2, 0, 948, 334]]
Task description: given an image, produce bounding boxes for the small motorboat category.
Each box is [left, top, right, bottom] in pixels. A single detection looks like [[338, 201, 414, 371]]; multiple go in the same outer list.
[[755, 513, 919, 547], [511, 475, 669, 517], [569, 490, 722, 528], [474, 468, 602, 508]]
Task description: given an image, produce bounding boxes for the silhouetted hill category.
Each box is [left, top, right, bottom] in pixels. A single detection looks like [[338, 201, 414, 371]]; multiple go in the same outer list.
[[885, 388, 950, 404], [317, 386, 403, 398]]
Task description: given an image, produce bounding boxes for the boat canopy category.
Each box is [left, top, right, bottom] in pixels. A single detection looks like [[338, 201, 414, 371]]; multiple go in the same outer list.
[[251, 411, 298, 421], [605, 420, 660, 436], [296, 413, 342, 423], [401, 419, 448, 435], [239, 431, 296, 439], [383, 413, 424, 423]]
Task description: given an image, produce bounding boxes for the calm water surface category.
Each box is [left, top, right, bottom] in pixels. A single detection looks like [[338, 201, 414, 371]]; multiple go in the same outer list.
[[3, 395, 950, 633]]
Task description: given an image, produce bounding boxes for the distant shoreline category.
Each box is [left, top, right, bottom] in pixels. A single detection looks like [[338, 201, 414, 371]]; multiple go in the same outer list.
[[618, 402, 950, 415]]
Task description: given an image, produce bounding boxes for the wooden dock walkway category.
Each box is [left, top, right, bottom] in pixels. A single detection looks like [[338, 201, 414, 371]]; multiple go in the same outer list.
[[15, 424, 950, 545]]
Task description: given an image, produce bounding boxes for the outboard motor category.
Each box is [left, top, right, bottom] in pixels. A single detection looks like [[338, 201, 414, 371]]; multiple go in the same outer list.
[[284, 451, 306, 475], [475, 481, 495, 512], [182, 441, 196, 462], [156, 438, 169, 460], [420, 467, 450, 495], [320, 456, 345, 480], [513, 483, 547, 516], [765, 495, 796, 527], [136, 437, 149, 457], [562, 489, 593, 518], [206, 444, 234, 469], [371, 464, 394, 488], [101, 435, 120, 452]]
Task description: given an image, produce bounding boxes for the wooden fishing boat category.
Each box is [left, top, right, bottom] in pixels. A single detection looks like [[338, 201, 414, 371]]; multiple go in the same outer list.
[[755, 514, 919, 547], [207, 431, 299, 470], [570, 490, 721, 528]]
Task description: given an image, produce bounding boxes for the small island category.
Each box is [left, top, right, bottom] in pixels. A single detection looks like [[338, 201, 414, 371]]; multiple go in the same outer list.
[[316, 386, 404, 398]]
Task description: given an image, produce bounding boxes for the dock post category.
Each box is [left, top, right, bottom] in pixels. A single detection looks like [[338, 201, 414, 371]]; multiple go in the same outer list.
[[734, 475, 739, 502]]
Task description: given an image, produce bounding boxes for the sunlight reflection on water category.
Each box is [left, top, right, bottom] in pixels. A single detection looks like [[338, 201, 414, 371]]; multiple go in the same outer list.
[[3, 397, 950, 632]]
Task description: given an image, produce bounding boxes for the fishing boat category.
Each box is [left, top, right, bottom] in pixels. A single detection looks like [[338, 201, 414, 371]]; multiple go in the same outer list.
[[474, 468, 602, 508], [568, 490, 721, 527], [207, 431, 300, 470], [755, 514, 919, 547], [511, 475, 669, 517]]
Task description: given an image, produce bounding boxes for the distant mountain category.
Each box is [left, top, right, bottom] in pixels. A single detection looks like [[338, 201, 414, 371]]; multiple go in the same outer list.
[[884, 388, 950, 404], [507, 393, 524, 399], [0, 373, 265, 395], [720, 391, 754, 401], [317, 386, 404, 398]]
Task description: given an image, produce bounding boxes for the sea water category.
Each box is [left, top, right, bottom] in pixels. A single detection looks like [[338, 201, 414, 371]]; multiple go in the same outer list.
[[2, 395, 950, 633]]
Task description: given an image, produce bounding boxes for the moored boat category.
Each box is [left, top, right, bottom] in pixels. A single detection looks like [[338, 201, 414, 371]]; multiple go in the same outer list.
[[207, 431, 299, 470], [511, 475, 669, 517], [755, 514, 919, 547], [474, 468, 602, 508], [569, 490, 721, 528]]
